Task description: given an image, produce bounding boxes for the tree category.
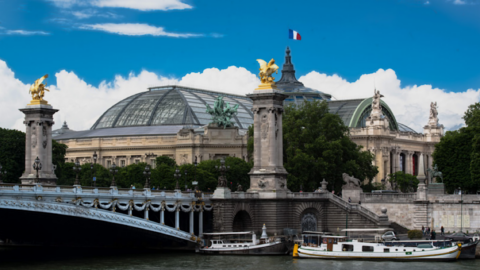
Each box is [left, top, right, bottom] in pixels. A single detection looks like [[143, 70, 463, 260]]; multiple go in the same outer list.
[[433, 101, 480, 193], [155, 156, 176, 168], [0, 128, 25, 183], [283, 100, 378, 193], [52, 140, 68, 183], [387, 171, 419, 193]]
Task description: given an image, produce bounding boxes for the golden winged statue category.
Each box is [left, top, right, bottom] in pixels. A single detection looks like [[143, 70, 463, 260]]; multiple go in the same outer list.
[[28, 74, 50, 105], [256, 58, 279, 90]]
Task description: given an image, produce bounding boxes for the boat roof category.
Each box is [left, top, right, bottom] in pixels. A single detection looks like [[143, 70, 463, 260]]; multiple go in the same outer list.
[[341, 228, 393, 232], [202, 232, 253, 236], [302, 231, 333, 235]]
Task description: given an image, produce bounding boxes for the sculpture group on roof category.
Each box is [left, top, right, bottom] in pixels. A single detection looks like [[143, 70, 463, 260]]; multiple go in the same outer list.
[[206, 96, 239, 129]]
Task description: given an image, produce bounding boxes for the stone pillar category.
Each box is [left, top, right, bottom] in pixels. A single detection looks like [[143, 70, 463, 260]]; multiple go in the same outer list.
[[246, 90, 288, 197], [189, 209, 194, 235], [199, 210, 204, 237], [160, 206, 165, 225], [175, 207, 180, 230], [144, 206, 149, 220], [20, 104, 59, 185], [416, 153, 428, 201], [126, 155, 131, 166]]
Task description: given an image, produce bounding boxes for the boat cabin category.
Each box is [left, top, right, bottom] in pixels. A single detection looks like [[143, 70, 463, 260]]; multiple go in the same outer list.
[[202, 232, 258, 248]]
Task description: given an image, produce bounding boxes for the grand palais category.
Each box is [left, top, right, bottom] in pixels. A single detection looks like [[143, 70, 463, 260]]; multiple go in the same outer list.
[[53, 48, 444, 183]]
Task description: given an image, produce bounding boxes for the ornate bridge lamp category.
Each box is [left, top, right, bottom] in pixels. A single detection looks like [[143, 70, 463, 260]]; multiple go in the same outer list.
[[215, 158, 229, 188], [73, 161, 81, 186], [91, 151, 97, 188], [174, 167, 181, 190], [459, 187, 463, 232], [110, 163, 118, 187], [33, 157, 42, 184], [0, 163, 6, 184], [143, 165, 151, 189]]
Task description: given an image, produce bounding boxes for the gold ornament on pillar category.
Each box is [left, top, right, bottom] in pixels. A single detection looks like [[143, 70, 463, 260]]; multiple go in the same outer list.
[[28, 74, 50, 105], [255, 59, 279, 90]]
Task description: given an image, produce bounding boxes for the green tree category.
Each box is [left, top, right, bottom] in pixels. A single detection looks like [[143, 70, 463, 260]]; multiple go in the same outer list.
[[155, 156, 176, 168], [463, 102, 480, 127], [283, 100, 378, 193], [115, 162, 148, 189], [0, 128, 25, 183], [52, 140, 68, 183], [247, 125, 254, 162], [388, 171, 419, 193]]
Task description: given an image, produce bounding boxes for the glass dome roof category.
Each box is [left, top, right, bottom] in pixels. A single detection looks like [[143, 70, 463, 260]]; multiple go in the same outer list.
[[90, 86, 254, 130]]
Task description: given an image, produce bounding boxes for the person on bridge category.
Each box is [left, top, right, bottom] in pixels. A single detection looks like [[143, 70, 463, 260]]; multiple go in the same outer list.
[[440, 226, 444, 236], [348, 197, 352, 203]]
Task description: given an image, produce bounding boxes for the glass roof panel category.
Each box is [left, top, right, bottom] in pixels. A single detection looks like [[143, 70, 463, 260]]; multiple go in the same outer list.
[[115, 91, 165, 127], [94, 94, 141, 129], [151, 90, 186, 125]]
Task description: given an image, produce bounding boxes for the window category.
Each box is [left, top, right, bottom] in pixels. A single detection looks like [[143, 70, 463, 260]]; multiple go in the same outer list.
[[342, 244, 354, 252], [384, 248, 390, 253], [362, 246, 374, 252], [107, 160, 112, 168], [121, 160, 126, 167], [151, 159, 156, 168], [135, 159, 140, 164]]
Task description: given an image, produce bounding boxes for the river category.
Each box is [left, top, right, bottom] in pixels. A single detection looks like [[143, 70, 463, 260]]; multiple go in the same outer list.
[[0, 248, 478, 270]]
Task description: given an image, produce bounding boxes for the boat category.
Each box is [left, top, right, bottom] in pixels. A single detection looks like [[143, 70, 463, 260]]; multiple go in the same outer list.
[[293, 231, 461, 261], [384, 239, 478, 260], [199, 225, 287, 255]]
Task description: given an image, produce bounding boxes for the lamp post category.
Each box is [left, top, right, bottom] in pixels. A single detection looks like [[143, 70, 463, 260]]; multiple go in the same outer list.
[[92, 151, 97, 188], [110, 162, 118, 187], [194, 156, 198, 190], [0, 163, 6, 184], [459, 187, 463, 232], [33, 157, 42, 183], [73, 161, 81, 186], [52, 164, 57, 175], [184, 169, 188, 191], [174, 166, 181, 190], [143, 165, 151, 189]]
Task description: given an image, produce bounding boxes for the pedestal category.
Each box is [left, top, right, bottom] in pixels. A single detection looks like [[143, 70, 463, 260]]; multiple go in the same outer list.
[[342, 187, 363, 203], [212, 187, 231, 199], [19, 104, 58, 185], [246, 89, 289, 197]]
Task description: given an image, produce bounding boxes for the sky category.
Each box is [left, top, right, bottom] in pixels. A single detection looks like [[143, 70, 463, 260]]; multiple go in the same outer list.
[[1, 0, 480, 133]]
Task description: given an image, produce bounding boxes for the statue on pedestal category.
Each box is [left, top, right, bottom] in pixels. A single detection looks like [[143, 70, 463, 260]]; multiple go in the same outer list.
[[28, 74, 50, 106], [342, 173, 361, 189], [427, 164, 443, 183], [206, 96, 239, 128], [428, 102, 439, 126], [255, 59, 279, 90]]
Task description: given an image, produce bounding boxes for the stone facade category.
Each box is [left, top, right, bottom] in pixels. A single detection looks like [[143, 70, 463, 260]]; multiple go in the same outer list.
[[56, 126, 248, 168]]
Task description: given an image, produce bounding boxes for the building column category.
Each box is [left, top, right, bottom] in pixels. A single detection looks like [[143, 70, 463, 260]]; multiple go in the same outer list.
[[189, 209, 194, 235], [160, 205, 165, 225], [199, 210, 204, 237], [126, 155, 131, 166], [175, 207, 180, 230], [144, 205, 149, 220]]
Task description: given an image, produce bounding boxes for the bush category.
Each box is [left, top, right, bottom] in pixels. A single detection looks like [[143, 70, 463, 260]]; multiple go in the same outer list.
[[408, 230, 423, 239]]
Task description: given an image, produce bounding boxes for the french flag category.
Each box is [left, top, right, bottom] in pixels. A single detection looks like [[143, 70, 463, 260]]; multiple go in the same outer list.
[[289, 29, 301, 40]]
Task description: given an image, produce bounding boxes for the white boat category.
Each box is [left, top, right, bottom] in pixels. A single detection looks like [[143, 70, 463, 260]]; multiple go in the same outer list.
[[199, 225, 287, 255], [293, 232, 461, 261]]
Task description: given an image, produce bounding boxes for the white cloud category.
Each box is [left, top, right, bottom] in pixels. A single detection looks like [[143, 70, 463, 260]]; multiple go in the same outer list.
[[424, 1, 430, 5], [1, 59, 478, 134], [299, 69, 480, 132], [79, 23, 201, 37], [5, 30, 50, 35], [71, 9, 119, 19], [453, 0, 466, 4], [48, 0, 192, 11]]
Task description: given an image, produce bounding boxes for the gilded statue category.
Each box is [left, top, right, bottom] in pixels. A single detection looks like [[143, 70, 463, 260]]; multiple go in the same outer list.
[[256, 58, 279, 90], [28, 74, 50, 105]]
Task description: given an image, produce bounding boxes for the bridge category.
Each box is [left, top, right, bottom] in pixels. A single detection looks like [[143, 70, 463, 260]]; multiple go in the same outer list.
[[0, 183, 212, 249]]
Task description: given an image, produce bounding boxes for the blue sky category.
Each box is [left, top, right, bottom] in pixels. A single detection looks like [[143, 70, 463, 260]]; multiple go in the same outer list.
[[1, 0, 480, 132], [1, 0, 480, 91]]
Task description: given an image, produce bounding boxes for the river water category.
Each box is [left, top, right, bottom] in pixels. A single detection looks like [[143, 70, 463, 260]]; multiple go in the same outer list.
[[0, 249, 479, 270]]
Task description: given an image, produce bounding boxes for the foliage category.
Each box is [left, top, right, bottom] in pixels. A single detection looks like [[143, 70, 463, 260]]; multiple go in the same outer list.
[[115, 162, 148, 189], [388, 171, 419, 193], [52, 140, 68, 183], [247, 125, 254, 162], [463, 102, 480, 128], [407, 230, 423, 240], [0, 128, 25, 183], [283, 100, 378, 192], [155, 156, 176, 168], [197, 157, 252, 192]]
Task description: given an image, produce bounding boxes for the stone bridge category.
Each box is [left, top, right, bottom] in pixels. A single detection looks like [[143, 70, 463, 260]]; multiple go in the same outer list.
[[0, 184, 212, 249]]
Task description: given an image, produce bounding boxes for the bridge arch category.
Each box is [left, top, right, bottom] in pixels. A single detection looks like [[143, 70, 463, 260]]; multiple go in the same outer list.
[[232, 210, 253, 232], [294, 202, 324, 232]]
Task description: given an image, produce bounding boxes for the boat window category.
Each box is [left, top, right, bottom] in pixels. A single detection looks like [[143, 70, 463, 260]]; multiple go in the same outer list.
[[396, 249, 398, 251], [223, 245, 226, 247], [417, 244, 433, 249], [244, 245, 248, 247], [228, 245, 231, 247], [384, 248, 389, 253], [403, 249, 406, 252], [342, 244, 354, 252], [362, 246, 374, 252]]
